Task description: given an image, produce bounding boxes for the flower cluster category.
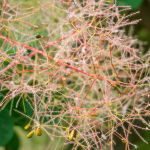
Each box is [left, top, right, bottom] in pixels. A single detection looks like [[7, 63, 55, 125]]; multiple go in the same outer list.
[[0, 0, 150, 149]]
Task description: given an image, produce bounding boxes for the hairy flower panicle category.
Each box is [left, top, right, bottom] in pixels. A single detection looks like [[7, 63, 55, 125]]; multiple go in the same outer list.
[[0, 0, 150, 149]]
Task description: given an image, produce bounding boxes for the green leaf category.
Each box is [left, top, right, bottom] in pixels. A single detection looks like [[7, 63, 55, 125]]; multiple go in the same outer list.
[[5, 132, 20, 150], [0, 108, 14, 146], [24, 98, 34, 118], [117, 0, 143, 9]]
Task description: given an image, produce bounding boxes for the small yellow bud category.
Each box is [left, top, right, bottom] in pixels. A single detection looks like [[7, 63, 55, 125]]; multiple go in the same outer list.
[[90, 113, 98, 117], [121, 139, 127, 143], [69, 130, 75, 140], [24, 124, 30, 130], [36, 127, 42, 136], [27, 130, 34, 138]]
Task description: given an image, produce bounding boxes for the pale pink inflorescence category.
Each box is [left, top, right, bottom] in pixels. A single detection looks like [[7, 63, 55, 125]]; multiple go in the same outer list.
[[0, 0, 150, 150]]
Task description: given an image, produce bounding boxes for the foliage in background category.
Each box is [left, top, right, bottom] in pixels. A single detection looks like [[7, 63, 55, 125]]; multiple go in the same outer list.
[[0, 0, 150, 150], [117, 0, 143, 9]]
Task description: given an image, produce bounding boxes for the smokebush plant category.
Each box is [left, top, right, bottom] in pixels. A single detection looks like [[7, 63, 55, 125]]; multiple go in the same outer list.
[[0, 0, 150, 149]]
